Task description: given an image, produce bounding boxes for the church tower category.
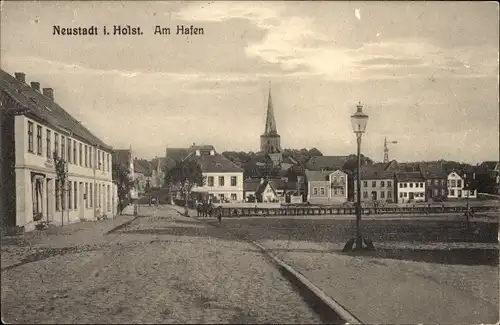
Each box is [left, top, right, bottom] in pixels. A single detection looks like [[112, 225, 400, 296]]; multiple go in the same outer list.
[[260, 83, 281, 154]]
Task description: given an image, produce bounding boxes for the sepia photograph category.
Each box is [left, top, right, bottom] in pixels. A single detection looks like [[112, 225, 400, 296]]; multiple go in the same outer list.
[[0, 1, 499, 324]]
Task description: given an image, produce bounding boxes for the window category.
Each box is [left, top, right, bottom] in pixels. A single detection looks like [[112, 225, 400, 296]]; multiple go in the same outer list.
[[79, 143, 82, 165], [372, 181, 376, 187], [74, 181, 78, 209], [219, 176, 225, 186], [387, 191, 392, 198], [363, 181, 367, 187], [46, 130, 51, 157], [450, 189, 455, 196], [363, 191, 368, 198], [410, 183, 413, 188], [36, 125, 42, 155], [457, 180, 462, 188], [67, 138, 72, 163], [404, 192, 407, 197], [208, 176, 214, 187], [54, 133, 59, 157], [89, 148, 93, 168], [470, 190, 475, 196], [380, 191, 385, 199], [399, 183, 403, 188], [61, 136, 65, 160], [68, 181, 72, 209], [451, 180, 456, 187], [27, 121, 34, 153], [219, 194, 225, 201], [320, 187, 325, 195], [231, 193, 237, 201], [55, 180, 61, 211], [427, 179, 432, 185], [313, 187, 318, 195], [107, 185, 110, 212], [107, 153, 110, 172], [89, 183, 93, 208], [434, 179, 438, 186], [399, 192, 403, 198], [381, 181, 385, 187], [61, 181, 66, 211], [85, 183, 88, 208], [73, 140, 77, 164], [98, 151, 102, 170], [103, 153, 107, 172], [433, 189, 439, 196], [84, 145, 88, 167], [231, 176, 237, 186], [441, 189, 446, 195], [387, 181, 392, 187], [404, 183, 408, 188]]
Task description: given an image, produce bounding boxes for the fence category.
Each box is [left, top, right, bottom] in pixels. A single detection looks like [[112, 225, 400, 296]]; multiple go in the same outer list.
[[211, 205, 500, 218]]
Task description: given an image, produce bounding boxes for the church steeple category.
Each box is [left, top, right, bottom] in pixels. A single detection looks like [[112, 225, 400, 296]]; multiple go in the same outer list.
[[264, 82, 278, 135], [260, 82, 281, 155]]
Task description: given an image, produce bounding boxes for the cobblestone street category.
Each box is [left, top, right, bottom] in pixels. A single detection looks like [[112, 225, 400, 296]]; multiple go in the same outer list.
[[1, 207, 322, 324]]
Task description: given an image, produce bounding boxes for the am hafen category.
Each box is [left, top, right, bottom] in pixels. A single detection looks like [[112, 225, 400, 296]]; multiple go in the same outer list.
[[154, 25, 205, 35]]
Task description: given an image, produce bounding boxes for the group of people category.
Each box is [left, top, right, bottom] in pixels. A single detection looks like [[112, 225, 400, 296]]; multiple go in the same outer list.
[[195, 200, 222, 223]]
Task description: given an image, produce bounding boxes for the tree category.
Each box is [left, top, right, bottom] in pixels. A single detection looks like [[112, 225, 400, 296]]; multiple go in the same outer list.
[[53, 151, 67, 226], [164, 159, 206, 211], [112, 163, 133, 215], [145, 179, 151, 193]]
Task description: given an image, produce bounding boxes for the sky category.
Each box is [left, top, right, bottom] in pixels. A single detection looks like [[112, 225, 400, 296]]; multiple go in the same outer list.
[[1, 1, 499, 164]]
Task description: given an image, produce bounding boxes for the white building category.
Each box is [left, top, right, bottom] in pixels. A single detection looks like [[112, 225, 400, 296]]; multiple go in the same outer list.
[[395, 172, 426, 203], [187, 146, 244, 202], [1, 70, 117, 232], [447, 172, 477, 199], [305, 169, 349, 205]]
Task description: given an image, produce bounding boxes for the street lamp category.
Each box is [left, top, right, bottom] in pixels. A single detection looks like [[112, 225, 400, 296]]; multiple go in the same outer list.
[[463, 173, 473, 221], [343, 102, 373, 252]]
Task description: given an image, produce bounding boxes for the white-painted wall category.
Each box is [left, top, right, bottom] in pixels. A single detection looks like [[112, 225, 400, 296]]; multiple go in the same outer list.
[[447, 172, 477, 199], [15, 115, 117, 231], [193, 172, 244, 202], [396, 180, 426, 203]]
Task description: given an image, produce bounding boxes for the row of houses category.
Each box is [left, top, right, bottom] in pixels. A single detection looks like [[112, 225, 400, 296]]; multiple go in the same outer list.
[[1, 70, 118, 232]]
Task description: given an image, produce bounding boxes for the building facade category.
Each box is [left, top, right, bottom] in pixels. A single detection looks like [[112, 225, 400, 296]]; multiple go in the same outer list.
[[187, 147, 244, 202], [447, 172, 477, 199], [395, 172, 426, 203], [1, 70, 116, 232], [419, 164, 448, 201], [305, 169, 348, 205], [354, 164, 395, 203]]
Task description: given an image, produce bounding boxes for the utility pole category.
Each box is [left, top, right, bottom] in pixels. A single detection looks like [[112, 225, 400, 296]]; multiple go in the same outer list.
[[383, 137, 398, 163]]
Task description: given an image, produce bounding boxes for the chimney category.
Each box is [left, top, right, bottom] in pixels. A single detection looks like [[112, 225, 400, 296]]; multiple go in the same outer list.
[[209, 150, 215, 156], [195, 150, 201, 156], [260, 178, 265, 184], [14, 72, 26, 83], [31, 82, 40, 92], [42, 88, 54, 100]]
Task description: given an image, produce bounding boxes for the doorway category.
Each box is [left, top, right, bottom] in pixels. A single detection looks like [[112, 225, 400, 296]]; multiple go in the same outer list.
[[371, 191, 378, 201], [409, 192, 414, 201], [79, 182, 84, 220]]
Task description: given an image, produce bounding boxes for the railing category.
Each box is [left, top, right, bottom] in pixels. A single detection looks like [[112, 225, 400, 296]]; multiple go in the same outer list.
[[211, 205, 500, 218]]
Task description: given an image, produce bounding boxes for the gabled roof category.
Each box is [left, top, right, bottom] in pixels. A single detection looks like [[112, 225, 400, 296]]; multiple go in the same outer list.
[[480, 161, 500, 171], [255, 180, 278, 198], [358, 163, 394, 180], [0, 69, 112, 151], [187, 152, 244, 173], [244, 179, 261, 192], [395, 171, 425, 182], [419, 163, 447, 179], [113, 149, 131, 167], [304, 156, 349, 171], [134, 159, 151, 176], [305, 169, 330, 182], [165, 148, 190, 162]]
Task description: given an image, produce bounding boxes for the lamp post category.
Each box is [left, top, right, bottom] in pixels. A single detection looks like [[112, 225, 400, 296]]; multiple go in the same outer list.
[[344, 102, 372, 252], [463, 173, 472, 221]]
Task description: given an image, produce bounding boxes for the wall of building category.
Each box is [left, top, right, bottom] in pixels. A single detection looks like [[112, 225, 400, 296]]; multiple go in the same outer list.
[[424, 178, 447, 201], [14, 115, 116, 231], [200, 172, 244, 202], [307, 180, 347, 205], [447, 173, 477, 199], [396, 181, 426, 203], [354, 178, 394, 202], [0, 105, 16, 229]]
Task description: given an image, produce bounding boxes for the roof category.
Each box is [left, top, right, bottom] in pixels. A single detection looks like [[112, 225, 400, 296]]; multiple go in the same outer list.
[[419, 163, 447, 179], [244, 179, 261, 192], [113, 149, 131, 167], [0, 69, 112, 151], [255, 180, 278, 197], [304, 156, 349, 171], [188, 152, 244, 173], [396, 172, 425, 182], [480, 161, 500, 171], [165, 148, 190, 162], [358, 164, 394, 180], [134, 159, 151, 176], [305, 169, 330, 182]]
